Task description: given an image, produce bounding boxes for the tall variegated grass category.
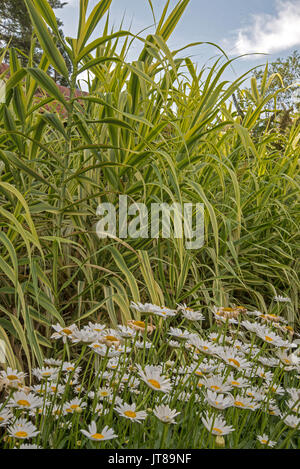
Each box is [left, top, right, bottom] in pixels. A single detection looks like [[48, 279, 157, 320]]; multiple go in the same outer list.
[[0, 0, 299, 373]]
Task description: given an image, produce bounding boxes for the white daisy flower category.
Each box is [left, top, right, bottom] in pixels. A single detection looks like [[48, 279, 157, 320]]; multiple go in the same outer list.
[[127, 320, 155, 334], [233, 396, 259, 411], [71, 329, 100, 344], [186, 336, 216, 355], [135, 340, 152, 349], [258, 357, 280, 367], [63, 398, 87, 414], [51, 323, 78, 343], [202, 413, 234, 436], [277, 350, 300, 367], [130, 301, 157, 313], [0, 408, 13, 427], [89, 343, 121, 357], [202, 376, 233, 394], [150, 305, 177, 318], [115, 402, 147, 423], [97, 387, 113, 399], [137, 365, 172, 393], [117, 325, 136, 338], [18, 443, 43, 449], [8, 391, 43, 411], [257, 434, 276, 447], [44, 359, 63, 367], [87, 322, 106, 333], [217, 348, 250, 370], [205, 390, 234, 410], [8, 418, 39, 439], [226, 374, 250, 389], [267, 404, 282, 417], [274, 295, 291, 303], [0, 367, 26, 388], [177, 304, 204, 321], [254, 325, 288, 347], [168, 328, 192, 340], [94, 403, 109, 417], [255, 367, 273, 381], [283, 415, 300, 429], [153, 404, 180, 424], [32, 367, 58, 381], [62, 362, 81, 374], [80, 422, 117, 442], [169, 340, 181, 348], [245, 387, 266, 402]]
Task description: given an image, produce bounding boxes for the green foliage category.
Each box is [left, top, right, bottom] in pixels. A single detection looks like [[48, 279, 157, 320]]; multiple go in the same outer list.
[[0, 0, 71, 85], [0, 0, 299, 373], [254, 50, 300, 110]]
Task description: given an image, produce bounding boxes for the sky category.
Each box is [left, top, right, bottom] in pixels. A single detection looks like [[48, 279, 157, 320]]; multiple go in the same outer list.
[[56, 0, 300, 84]]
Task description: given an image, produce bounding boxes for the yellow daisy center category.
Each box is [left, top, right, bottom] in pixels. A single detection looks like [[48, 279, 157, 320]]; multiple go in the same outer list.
[[228, 358, 240, 367], [148, 379, 161, 389], [91, 433, 104, 440], [7, 375, 18, 381], [265, 336, 273, 342], [62, 328, 72, 335], [133, 321, 145, 328], [211, 385, 220, 391], [212, 427, 223, 434], [124, 410, 137, 418], [234, 401, 245, 407], [15, 431, 28, 438], [70, 404, 80, 410], [17, 400, 30, 407], [105, 335, 118, 341]]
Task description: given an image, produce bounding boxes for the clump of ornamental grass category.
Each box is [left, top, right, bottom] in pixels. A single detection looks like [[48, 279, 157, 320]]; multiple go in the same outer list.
[[0, 298, 299, 449]]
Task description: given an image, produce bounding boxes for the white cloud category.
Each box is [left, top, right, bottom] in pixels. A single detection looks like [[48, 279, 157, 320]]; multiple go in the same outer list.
[[231, 1, 300, 56]]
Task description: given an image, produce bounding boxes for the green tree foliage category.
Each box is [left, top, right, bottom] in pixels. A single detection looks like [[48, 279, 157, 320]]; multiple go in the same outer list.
[[0, 0, 71, 85], [254, 50, 300, 110]]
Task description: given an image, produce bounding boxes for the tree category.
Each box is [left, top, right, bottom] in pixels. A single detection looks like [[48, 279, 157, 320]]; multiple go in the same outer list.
[[0, 0, 71, 85], [253, 50, 300, 111]]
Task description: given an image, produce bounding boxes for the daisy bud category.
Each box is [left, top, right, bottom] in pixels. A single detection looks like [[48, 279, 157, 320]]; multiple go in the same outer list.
[[215, 435, 225, 448], [75, 406, 83, 414], [165, 360, 173, 369]]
